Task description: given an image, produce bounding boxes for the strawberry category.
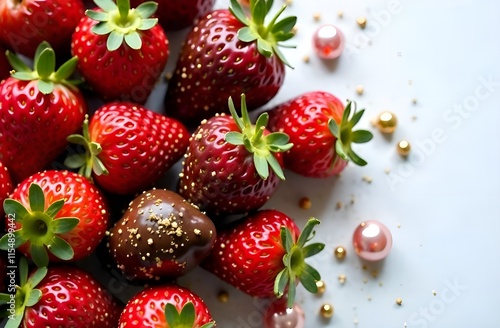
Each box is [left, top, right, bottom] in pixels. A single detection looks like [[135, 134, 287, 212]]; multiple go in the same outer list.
[[120, 284, 215, 327], [0, 161, 13, 218], [65, 102, 189, 195], [202, 210, 324, 307], [178, 94, 292, 216], [0, 43, 11, 81], [0, 0, 85, 58], [72, 0, 169, 104], [108, 188, 216, 281], [0, 257, 122, 327], [0, 170, 110, 268], [0, 42, 87, 184], [268, 91, 373, 178], [130, 0, 216, 31], [163, 0, 296, 126]]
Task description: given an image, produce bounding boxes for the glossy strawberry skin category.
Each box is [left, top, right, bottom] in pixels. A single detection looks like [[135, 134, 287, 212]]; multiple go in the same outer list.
[[119, 285, 214, 328], [202, 209, 300, 299], [130, 0, 216, 31], [9, 170, 110, 262], [268, 91, 348, 178], [179, 114, 283, 216], [0, 78, 87, 184], [23, 265, 122, 328], [0, 0, 85, 58], [0, 161, 13, 218], [71, 13, 169, 104], [164, 9, 285, 126], [88, 102, 189, 195]]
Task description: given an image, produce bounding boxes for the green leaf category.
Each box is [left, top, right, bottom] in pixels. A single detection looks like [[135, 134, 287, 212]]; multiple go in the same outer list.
[[266, 154, 284, 180], [252, 0, 267, 27], [281, 226, 294, 253], [54, 56, 78, 81], [28, 184, 45, 212], [135, 2, 158, 18], [349, 107, 364, 126], [11, 71, 36, 81], [19, 256, 29, 286], [335, 141, 348, 161], [139, 18, 157, 30], [225, 132, 244, 146], [164, 303, 180, 325], [0, 293, 11, 304], [37, 80, 54, 94], [328, 119, 340, 138], [35, 48, 55, 79], [274, 268, 288, 298], [124, 31, 142, 50], [253, 154, 269, 179], [117, 0, 131, 19], [85, 10, 109, 22], [4, 199, 30, 220], [296, 218, 320, 248], [200, 322, 216, 328], [6, 50, 30, 72], [93, 0, 118, 12], [299, 264, 320, 293], [92, 22, 114, 35], [286, 276, 296, 308], [272, 16, 297, 34], [352, 130, 373, 143], [64, 153, 86, 169], [25, 289, 42, 307], [302, 242, 325, 258], [179, 302, 195, 326], [5, 313, 23, 328], [238, 27, 259, 43], [92, 155, 108, 176], [34, 42, 51, 63], [29, 266, 48, 289], [254, 112, 269, 130], [347, 149, 367, 166], [45, 199, 64, 218], [257, 38, 273, 58], [48, 236, 74, 261], [227, 97, 244, 131], [229, 0, 248, 25], [272, 45, 293, 68], [52, 218, 79, 234], [12, 230, 26, 249], [107, 31, 125, 51], [30, 244, 49, 268]]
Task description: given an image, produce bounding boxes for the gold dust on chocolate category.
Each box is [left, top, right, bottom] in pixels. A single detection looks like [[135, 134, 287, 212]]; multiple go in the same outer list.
[[108, 189, 216, 281]]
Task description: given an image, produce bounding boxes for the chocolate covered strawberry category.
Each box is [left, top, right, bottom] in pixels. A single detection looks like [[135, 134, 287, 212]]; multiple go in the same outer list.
[[178, 94, 292, 216], [203, 210, 324, 307], [0, 42, 87, 183], [0, 0, 85, 57], [268, 91, 373, 177], [0, 257, 122, 328], [65, 102, 189, 195], [72, 0, 169, 104], [119, 285, 215, 327], [108, 188, 216, 281], [0, 170, 110, 267], [164, 0, 296, 126]]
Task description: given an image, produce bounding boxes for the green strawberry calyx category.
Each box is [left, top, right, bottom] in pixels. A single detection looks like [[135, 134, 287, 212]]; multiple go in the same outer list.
[[5, 41, 79, 94], [274, 217, 324, 308], [164, 302, 215, 328], [225, 94, 293, 180], [87, 0, 159, 51], [329, 101, 373, 166], [229, 0, 297, 67], [64, 114, 109, 179], [0, 257, 47, 328], [0, 183, 79, 268]]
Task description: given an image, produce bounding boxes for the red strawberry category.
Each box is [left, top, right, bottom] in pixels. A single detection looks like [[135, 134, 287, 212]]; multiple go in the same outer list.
[[72, 0, 169, 104], [202, 210, 324, 307], [0, 170, 110, 268], [268, 91, 373, 178], [0, 257, 122, 327], [0, 43, 11, 81], [108, 188, 216, 281], [119, 284, 215, 327], [0, 0, 85, 58], [178, 94, 292, 216], [130, 0, 216, 31], [0, 42, 87, 184], [0, 161, 13, 218], [65, 102, 189, 195], [164, 0, 296, 126]]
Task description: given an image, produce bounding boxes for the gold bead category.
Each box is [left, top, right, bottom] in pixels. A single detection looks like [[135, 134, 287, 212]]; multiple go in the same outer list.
[[320, 303, 334, 318], [217, 290, 229, 303], [315, 280, 326, 294], [356, 85, 364, 95], [397, 140, 411, 157], [334, 246, 346, 260], [298, 197, 312, 209], [376, 111, 398, 134], [356, 17, 367, 29], [338, 274, 346, 284], [396, 297, 403, 305]]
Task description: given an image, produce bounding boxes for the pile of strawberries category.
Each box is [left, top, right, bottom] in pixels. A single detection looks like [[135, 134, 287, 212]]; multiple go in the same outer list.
[[0, 0, 373, 326]]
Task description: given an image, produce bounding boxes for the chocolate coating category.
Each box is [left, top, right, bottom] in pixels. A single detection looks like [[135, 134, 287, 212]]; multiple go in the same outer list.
[[108, 189, 216, 281]]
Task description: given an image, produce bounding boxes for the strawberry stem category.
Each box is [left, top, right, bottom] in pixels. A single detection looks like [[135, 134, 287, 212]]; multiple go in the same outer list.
[[164, 302, 215, 328]]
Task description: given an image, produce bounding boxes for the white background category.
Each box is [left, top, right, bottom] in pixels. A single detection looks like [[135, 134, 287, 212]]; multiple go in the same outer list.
[[141, 0, 500, 327]]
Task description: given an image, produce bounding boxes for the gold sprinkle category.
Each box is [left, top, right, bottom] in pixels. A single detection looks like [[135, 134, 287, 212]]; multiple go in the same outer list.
[[334, 246, 346, 260], [147, 238, 153, 245], [217, 290, 229, 303], [432, 290, 437, 296], [338, 10, 344, 18], [284, 0, 292, 5], [356, 17, 367, 29], [397, 223, 401, 228], [336, 201, 343, 210], [320, 304, 334, 318], [298, 197, 312, 209], [384, 168, 391, 174], [315, 280, 326, 294], [362, 175, 373, 184], [367, 296, 372, 301], [194, 228, 201, 236], [313, 13, 321, 22], [412, 98, 418, 104], [371, 270, 378, 278], [356, 85, 364, 95], [338, 274, 346, 284], [376, 111, 398, 134], [397, 140, 411, 157], [164, 72, 172, 81], [303, 55, 310, 63], [396, 297, 403, 305]]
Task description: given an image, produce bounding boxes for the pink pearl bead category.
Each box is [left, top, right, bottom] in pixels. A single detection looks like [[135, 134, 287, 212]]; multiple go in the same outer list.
[[264, 301, 305, 328], [312, 24, 345, 59], [352, 220, 393, 261]]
